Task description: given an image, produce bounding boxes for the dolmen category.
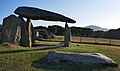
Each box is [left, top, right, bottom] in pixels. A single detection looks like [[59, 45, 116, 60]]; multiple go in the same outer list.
[[46, 51, 118, 66], [1, 6, 76, 47]]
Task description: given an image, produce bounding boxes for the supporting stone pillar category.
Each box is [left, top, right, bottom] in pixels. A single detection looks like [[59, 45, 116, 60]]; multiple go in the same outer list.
[[19, 16, 29, 47], [27, 19, 32, 48], [1, 15, 22, 44], [64, 22, 71, 47]]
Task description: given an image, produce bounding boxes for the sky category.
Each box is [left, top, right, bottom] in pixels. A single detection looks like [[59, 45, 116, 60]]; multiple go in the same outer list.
[[0, 0, 120, 29]]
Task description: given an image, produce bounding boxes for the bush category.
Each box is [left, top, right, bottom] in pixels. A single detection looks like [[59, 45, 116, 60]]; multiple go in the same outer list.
[[36, 30, 55, 39]]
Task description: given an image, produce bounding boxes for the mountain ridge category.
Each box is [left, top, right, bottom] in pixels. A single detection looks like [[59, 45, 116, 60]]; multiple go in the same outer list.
[[85, 25, 109, 31]]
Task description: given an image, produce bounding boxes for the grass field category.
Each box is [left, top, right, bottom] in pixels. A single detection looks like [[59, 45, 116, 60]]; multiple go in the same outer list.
[[42, 36, 120, 46], [0, 41, 120, 71]]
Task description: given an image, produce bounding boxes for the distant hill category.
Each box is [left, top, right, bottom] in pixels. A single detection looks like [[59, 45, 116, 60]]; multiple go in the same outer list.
[[85, 25, 109, 31]]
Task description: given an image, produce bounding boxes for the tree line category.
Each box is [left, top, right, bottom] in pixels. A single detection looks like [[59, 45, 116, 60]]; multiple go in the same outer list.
[[34, 25, 93, 37], [34, 25, 120, 40]]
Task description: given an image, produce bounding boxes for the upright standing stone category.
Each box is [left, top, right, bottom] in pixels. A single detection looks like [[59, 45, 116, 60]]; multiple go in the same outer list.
[[19, 16, 35, 47], [19, 16, 29, 47], [2, 15, 22, 45], [31, 24, 36, 46], [64, 22, 71, 47], [15, 26, 21, 44], [26, 19, 35, 47], [2, 15, 35, 47], [26, 19, 32, 47]]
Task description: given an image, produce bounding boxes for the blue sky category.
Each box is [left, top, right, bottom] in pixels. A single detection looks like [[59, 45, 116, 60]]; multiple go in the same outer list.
[[1, 0, 120, 29]]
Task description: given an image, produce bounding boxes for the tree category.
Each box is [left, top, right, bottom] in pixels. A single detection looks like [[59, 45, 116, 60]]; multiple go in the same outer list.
[[53, 25, 64, 35], [70, 27, 81, 36], [48, 25, 57, 34]]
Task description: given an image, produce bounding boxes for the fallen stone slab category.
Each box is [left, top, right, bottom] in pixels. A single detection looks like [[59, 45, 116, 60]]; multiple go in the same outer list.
[[47, 51, 118, 66]]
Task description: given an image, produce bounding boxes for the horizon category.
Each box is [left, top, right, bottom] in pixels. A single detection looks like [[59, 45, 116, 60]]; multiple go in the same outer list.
[[34, 24, 110, 29], [1, 0, 120, 29]]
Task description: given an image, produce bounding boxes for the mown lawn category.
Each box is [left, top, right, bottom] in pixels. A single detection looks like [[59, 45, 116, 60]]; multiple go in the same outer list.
[[0, 42, 120, 71]]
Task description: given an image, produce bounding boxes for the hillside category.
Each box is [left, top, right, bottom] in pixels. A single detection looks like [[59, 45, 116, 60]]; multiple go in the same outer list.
[[85, 25, 109, 31]]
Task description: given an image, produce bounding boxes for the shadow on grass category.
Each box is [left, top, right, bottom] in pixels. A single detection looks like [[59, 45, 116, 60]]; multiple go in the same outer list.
[[0, 50, 32, 54], [0, 45, 63, 54], [32, 57, 118, 71]]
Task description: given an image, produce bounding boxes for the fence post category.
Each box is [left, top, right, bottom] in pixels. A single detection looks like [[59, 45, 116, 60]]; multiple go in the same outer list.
[[80, 36, 82, 43], [109, 38, 111, 45], [80, 29, 82, 43]]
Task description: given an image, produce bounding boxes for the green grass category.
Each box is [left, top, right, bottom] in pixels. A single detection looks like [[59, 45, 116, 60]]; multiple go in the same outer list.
[[0, 45, 48, 71], [0, 42, 120, 71], [35, 40, 62, 45], [42, 36, 120, 45], [57, 44, 120, 64], [0, 51, 47, 71]]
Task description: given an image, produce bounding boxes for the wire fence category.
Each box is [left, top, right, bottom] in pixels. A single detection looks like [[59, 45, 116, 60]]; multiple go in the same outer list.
[[53, 36, 120, 46]]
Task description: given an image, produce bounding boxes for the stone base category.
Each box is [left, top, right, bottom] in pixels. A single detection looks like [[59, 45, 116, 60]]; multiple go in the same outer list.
[[46, 51, 118, 66]]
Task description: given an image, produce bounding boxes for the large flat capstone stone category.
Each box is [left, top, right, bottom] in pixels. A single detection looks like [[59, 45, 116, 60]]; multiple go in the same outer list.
[[14, 6, 76, 23], [47, 51, 118, 66]]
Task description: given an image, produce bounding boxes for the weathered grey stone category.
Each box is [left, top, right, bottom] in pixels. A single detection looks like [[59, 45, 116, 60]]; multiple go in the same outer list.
[[27, 19, 32, 47], [19, 16, 29, 47], [64, 23, 71, 47], [31, 24, 36, 46], [1, 15, 35, 47], [26, 19, 36, 47], [0, 25, 3, 43], [15, 26, 21, 44], [2, 15, 22, 45], [14, 6, 76, 23], [47, 51, 118, 66], [19, 16, 35, 47]]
